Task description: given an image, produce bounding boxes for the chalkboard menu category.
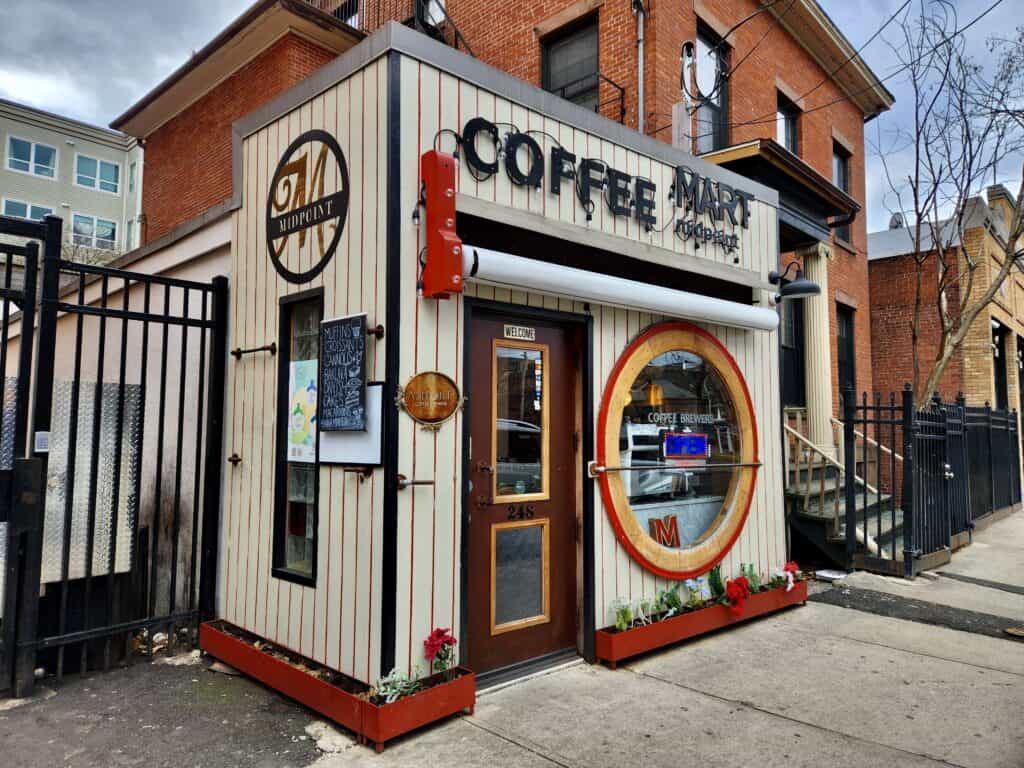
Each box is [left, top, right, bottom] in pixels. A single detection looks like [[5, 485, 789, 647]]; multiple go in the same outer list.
[[319, 313, 367, 431]]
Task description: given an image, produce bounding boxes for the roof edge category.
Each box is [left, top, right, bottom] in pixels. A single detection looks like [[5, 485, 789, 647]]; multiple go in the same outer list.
[[110, 0, 364, 133], [231, 22, 780, 208]]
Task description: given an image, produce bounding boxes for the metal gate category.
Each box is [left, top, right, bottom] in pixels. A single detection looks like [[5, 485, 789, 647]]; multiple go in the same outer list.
[[0, 220, 41, 695], [843, 385, 1021, 579], [0, 214, 227, 696], [944, 398, 971, 546], [908, 400, 952, 567]]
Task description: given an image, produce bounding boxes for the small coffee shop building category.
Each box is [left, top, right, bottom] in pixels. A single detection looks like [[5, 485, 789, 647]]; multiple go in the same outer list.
[[204, 21, 797, 744]]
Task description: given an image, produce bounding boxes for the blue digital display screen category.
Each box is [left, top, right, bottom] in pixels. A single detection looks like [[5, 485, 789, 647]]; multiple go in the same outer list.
[[663, 432, 707, 459]]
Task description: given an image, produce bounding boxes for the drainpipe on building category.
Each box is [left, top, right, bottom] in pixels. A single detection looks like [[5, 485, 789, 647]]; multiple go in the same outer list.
[[634, 0, 646, 135]]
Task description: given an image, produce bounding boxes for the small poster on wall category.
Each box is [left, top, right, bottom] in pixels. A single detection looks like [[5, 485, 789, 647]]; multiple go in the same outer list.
[[288, 359, 318, 463]]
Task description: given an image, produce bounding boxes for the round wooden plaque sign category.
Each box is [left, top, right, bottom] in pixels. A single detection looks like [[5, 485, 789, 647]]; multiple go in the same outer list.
[[399, 372, 462, 427]]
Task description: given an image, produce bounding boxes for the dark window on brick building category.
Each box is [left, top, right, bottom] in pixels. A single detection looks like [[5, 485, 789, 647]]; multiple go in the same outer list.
[[993, 321, 1009, 411], [543, 19, 599, 112], [695, 25, 729, 154], [776, 93, 799, 155], [832, 143, 851, 242], [780, 297, 806, 407]]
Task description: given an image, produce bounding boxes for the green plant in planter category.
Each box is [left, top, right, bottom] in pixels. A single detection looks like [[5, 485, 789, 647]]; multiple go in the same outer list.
[[374, 667, 423, 704], [611, 599, 633, 632], [658, 584, 684, 618], [708, 564, 725, 600], [741, 563, 761, 592], [635, 600, 648, 625]]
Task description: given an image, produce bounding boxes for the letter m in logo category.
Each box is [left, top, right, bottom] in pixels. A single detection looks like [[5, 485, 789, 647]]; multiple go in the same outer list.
[[648, 514, 680, 548]]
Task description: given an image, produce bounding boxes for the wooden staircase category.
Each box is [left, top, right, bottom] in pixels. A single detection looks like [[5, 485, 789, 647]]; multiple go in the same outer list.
[[784, 409, 905, 569]]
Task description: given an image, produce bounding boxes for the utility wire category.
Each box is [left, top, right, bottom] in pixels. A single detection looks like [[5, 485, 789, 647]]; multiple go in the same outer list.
[[674, 0, 1006, 143], [728, 0, 1005, 132], [687, 0, 790, 103], [725, 0, 801, 80]]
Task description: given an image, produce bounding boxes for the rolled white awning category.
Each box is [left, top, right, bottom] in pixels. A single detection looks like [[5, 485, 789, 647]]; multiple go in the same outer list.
[[462, 245, 779, 332]]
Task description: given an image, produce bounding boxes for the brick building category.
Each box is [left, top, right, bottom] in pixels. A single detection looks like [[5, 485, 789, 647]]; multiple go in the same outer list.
[[111, 0, 891, 465], [869, 185, 1024, 414], [110, 0, 362, 245], [53, 0, 900, 694]]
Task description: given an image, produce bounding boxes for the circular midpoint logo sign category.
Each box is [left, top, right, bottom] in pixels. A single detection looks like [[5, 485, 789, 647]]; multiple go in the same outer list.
[[266, 129, 349, 284]]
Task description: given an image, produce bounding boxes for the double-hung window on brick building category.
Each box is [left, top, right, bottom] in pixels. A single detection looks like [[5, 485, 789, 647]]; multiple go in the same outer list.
[[832, 143, 851, 242], [542, 18, 599, 113], [777, 93, 800, 155], [694, 26, 729, 154]]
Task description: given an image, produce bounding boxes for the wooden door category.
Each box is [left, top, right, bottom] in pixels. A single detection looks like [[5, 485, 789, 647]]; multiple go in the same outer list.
[[466, 315, 578, 674]]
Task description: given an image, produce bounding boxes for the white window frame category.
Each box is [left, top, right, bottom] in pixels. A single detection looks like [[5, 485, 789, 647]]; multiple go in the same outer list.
[[2, 197, 53, 221], [71, 212, 118, 251], [6, 134, 58, 180], [74, 152, 121, 195]]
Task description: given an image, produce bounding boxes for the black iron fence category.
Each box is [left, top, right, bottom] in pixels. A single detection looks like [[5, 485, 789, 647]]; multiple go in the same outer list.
[[964, 404, 1021, 519], [843, 385, 1021, 578], [0, 215, 228, 696], [0, 224, 41, 696]]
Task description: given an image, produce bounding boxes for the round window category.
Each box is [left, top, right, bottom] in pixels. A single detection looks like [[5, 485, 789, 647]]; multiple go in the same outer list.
[[597, 322, 759, 579]]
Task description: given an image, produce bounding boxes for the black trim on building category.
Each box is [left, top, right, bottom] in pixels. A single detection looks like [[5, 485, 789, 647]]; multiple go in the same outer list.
[[380, 49, 402, 679]]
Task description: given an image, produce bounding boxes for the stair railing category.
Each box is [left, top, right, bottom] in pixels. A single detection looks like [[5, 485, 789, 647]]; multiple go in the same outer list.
[[831, 416, 903, 466], [783, 423, 881, 541], [414, 0, 475, 57]]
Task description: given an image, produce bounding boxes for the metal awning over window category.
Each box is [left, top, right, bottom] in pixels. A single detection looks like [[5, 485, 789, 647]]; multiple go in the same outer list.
[[462, 245, 779, 332]]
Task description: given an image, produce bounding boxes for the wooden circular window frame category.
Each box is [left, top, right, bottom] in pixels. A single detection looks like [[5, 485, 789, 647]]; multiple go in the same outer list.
[[597, 321, 760, 579]]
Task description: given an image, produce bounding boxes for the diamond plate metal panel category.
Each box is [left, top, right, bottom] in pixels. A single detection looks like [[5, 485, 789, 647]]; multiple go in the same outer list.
[[41, 381, 142, 584], [1, 376, 17, 471], [0, 376, 15, 619]]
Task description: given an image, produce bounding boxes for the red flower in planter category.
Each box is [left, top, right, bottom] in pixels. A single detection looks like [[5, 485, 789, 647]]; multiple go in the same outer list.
[[725, 576, 751, 616], [783, 561, 800, 592], [423, 628, 457, 673]]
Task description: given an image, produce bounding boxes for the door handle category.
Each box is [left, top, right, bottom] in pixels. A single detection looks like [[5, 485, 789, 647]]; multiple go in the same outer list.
[[476, 461, 495, 474], [398, 474, 435, 490]]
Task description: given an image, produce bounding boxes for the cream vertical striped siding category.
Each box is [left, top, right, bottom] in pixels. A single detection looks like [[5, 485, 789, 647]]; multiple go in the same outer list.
[[221, 57, 387, 685], [391, 56, 784, 675], [224, 51, 783, 684]]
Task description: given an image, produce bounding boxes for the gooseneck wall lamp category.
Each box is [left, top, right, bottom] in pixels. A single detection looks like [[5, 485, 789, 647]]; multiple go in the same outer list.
[[768, 261, 821, 303]]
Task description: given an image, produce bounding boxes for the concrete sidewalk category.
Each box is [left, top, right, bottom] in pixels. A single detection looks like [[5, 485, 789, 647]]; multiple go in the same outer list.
[[3, 595, 1021, 768], [311, 601, 1024, 768], [2, 514, 1022, 768]]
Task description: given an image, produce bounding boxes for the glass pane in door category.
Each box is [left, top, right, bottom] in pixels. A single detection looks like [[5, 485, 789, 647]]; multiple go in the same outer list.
[[494, 343, 548, 500]]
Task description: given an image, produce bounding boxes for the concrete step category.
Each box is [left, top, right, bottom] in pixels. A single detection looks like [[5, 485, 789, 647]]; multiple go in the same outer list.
[[795, 490, 891, 521]]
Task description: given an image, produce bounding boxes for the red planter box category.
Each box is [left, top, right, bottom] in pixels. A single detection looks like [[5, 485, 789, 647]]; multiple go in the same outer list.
[[199, 621, 364, 735], [595, 581, 808, 668], [361, 667, 476, 753], [199, 621, 476, 752]]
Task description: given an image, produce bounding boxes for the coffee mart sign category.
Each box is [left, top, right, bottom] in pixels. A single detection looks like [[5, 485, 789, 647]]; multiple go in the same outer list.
[[266, 129, 350, 284], [458, 117, 754, 255]]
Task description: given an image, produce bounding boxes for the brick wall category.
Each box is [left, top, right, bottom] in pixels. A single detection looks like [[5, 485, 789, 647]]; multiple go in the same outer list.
[[364, 0, 876, 411], [869, 252, 964, 401], [141, 33, 336, 243]]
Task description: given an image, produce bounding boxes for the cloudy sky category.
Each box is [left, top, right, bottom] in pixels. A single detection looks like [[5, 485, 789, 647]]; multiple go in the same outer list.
[[0, 0, 1018, 231]]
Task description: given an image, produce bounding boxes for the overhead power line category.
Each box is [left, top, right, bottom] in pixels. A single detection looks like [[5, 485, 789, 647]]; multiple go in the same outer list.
[[728, 0, 1005, 133]]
